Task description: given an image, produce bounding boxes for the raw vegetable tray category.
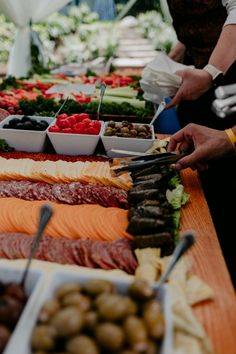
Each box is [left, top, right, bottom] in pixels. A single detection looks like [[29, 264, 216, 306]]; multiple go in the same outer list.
[[2, 262, 173, 354]]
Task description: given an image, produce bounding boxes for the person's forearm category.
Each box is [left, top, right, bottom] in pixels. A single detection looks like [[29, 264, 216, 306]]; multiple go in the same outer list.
[[209, 24, 236, 73]]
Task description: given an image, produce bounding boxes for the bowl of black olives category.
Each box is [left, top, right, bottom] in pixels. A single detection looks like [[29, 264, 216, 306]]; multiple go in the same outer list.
[[101, 120, 155, 157], [0, 115, 54, 152]]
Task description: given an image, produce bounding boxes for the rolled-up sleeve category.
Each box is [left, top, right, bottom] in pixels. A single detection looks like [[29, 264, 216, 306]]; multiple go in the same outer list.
[[223, 0, 236, 25]]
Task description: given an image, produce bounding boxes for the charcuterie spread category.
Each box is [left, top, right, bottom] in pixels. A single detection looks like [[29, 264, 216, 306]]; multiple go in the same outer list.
[[0, 69, 219, 354]]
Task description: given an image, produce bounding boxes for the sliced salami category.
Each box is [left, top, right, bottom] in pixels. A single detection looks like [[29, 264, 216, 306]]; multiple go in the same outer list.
[[0, 181, 128, 208], [0, 233, 136, 274], [32, 182, 54, 201], [52, 184, 76, 204]]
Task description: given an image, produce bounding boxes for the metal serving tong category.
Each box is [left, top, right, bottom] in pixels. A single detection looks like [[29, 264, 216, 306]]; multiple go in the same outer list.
[[111, 152, 185, 176]]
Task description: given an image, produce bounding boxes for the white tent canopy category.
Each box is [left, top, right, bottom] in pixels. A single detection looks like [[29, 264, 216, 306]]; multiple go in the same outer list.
[[0, 0, 70, 77]]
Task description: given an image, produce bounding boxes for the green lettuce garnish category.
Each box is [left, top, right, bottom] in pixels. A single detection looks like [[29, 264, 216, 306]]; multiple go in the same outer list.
[[166, 184, 190, 210], [168, 174, 181, 188]]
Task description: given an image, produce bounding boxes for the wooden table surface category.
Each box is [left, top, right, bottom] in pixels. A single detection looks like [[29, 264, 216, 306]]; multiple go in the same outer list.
[[180, 168, 236, 354]]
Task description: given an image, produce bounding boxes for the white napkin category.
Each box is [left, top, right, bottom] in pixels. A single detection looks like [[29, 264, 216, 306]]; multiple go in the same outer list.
[[140, 51, 194, 104]]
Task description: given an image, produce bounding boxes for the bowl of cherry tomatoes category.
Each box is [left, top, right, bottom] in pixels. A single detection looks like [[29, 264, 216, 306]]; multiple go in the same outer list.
[[47, 113, 104, 156]]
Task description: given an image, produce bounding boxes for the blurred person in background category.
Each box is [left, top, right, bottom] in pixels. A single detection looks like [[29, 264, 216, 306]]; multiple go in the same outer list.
[[165, 0, 236, 129], [161, 0, 236, 286]]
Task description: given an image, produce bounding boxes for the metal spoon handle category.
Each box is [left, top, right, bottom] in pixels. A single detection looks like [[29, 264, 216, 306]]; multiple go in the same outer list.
[[157, 231, 196, 288], [150, 100, 166, 125], [54, 96, 69, 118], [97, 83, 107, 120], [20, 204, 53, 287]]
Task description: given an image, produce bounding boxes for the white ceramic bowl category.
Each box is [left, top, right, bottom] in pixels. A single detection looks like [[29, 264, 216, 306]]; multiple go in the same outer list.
[[101, 121, 155, 157], [4, 269, 172, 354], [47, 120, 104, 156], [0, 115, 54, 152]]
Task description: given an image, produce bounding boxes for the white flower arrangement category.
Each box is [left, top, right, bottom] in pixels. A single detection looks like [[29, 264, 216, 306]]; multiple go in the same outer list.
[[136, 11, 177, 52]]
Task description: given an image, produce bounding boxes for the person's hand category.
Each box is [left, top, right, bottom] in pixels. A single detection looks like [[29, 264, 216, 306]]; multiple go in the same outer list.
[[165, 68, 213, 109], [168, 41, 186, 63], [167, 123, 234, 171]]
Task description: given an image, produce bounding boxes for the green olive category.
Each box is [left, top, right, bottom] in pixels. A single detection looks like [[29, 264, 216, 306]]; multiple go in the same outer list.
[[130, 129, 137, 136], [144, 341, 157, 354], [123, 315, 148, 352], [95, 322, 125, 351], [136, 125, 147, 133], [83, 311, 98, 331], [143, 300, 165, 339], [66, 335, 99, 354], [82, 279, 114, 297], [38, 299, 61, 323], [128, 279, 155, 301], [55, 283, 80, 300], [51, 306, 84, 337], [104, 127, 113, 136], [120, 127, 130, 134], [96, 294, 137, 321], [31, 325, 56, 351], [138, 132, 148, 139], [108, 120, 116, 128], [62, 293, 91, 312]]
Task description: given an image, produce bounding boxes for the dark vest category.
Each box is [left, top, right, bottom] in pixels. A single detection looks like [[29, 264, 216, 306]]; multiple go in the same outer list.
[[167, 0, 227, 68]]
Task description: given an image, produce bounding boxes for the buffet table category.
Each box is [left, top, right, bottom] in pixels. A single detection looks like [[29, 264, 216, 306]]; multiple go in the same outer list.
[[0, 70, 235, 352], [180, 168, 236, 354]]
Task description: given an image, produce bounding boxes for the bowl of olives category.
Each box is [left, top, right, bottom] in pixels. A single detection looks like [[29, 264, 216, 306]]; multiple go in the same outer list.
[[0, 115, 54, 152], [11, 271, 171, 354], [101, 120, 155, 157]]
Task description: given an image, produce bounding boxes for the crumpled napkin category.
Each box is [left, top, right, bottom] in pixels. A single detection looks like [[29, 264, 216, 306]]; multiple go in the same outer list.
[[140, 51, 194, 104]]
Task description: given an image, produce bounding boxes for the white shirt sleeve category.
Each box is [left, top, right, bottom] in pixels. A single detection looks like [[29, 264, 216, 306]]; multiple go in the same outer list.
[[222, 0, 236, 25]]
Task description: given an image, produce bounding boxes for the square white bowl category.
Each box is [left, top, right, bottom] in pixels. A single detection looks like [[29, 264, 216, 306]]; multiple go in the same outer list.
[[0, 115, 55, 153], [0, 265, 44, 354], [47, 120, 104, 156], [5, 270, 172, 354], [101, 121, 155, 157]]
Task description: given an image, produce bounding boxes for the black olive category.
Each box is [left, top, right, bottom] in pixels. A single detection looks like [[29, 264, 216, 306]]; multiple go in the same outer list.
[[8, 118, 20, 127], [39, 120, 49, 127], [15, 123, 25, 129], [34, 124, 44, 131], [22, 121, 34, 130], [38, 121, 48, 130], [21, 116, 31, 122], [29, 118, 37, 125]]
